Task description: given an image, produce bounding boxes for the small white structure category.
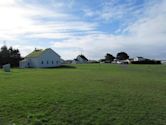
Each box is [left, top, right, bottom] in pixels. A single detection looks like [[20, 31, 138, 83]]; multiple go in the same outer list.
[[3, 64, 11, 72], [72, 55, 88, 64], [72, 59, 79, 64], [19, 48, 62, 68], [161, 60, 166, 64], [117, 59, 130, 64], [112, 59, 130, 64], [134, 57, 146, 61]]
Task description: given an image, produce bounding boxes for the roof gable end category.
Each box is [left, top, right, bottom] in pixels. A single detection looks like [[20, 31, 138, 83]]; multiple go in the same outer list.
[[77, 55, 88, 61]]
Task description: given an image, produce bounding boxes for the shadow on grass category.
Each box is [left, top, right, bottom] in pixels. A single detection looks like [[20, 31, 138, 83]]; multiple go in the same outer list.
[[45, 65, 76, 69]]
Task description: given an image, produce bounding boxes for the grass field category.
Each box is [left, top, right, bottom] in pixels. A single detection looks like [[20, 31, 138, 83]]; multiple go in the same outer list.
[[0, 64, 166, 125]]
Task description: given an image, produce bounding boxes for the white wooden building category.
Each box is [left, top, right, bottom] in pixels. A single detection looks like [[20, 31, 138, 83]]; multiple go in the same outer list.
[[134, 57, 146, 61], [72, 55, 88, 64], [19, 48, 62, 68]]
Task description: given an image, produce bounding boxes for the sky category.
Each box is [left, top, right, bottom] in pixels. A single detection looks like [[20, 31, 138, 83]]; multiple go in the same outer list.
[[0, 0, 166, 60]]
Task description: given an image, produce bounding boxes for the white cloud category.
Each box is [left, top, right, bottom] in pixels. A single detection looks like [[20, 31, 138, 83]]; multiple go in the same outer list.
[[83, 0, 143, 22], [51, 34, 125, 59], [0, 0, 165, 60], [0, 0, 98, 41], [0, 0, 98, 57], [51, 0, 166, 60], [0, 0, 16, 6]]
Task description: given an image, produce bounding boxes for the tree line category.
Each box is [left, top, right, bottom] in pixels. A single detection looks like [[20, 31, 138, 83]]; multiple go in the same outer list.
[[102, 52, 161, 64], [102, 52, 129, 63], [0, 45, 22, 67]]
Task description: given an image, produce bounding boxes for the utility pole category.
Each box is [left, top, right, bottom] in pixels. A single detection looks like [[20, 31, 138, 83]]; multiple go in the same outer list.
[[3, 41, 6, 46], [80, 48, 84, 55]]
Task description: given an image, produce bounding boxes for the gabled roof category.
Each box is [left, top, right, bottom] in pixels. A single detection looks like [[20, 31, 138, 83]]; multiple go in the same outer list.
[[77, 55, 88, 61], [73, 59, 78, 61], [137, 57, 144, 58], [25, 48, 60, 58], [25, 49, 44, 58]]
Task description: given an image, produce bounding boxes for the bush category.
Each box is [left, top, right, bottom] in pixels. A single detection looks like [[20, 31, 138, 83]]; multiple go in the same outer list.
[[131, 60, 161, 64]]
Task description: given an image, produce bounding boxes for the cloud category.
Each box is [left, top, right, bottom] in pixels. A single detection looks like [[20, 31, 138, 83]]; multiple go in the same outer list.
[[51, 0, 166, 60], [51, 33, 126, 59], [0, 0, 53, 40], [0, 0, 98, 56], [0, 0, 98, 40], [0, 0, 165, 60], [83, 0, 145, 22]]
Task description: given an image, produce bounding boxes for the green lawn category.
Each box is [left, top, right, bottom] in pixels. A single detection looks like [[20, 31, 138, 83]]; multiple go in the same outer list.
[[0, 64, 166, 125]]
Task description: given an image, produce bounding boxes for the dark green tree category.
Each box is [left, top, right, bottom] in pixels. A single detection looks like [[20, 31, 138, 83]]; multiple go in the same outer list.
[[0, 45, 21, 67], [116, 52, 129, 60], [105, 53, 115, 63]]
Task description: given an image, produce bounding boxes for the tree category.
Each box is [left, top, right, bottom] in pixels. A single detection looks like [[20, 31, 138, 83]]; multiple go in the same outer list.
[[105, 53, 115, 63], [116, 52, 129, 60], [0, 45, 21, 67], [0, 45, 10, 66], [1, 45, 9, 57]]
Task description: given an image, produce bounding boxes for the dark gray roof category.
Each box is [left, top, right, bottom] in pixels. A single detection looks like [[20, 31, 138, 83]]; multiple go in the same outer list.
[[74, 59, 78, 61], [78, 55, 88, 61]]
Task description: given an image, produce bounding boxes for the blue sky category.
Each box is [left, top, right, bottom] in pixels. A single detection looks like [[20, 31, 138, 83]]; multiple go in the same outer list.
[[0, 0, 166, 59]]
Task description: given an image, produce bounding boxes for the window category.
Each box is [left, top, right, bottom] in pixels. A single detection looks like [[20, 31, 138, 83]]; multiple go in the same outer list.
[[56, 61, 58, 64], [52, 61, 54, 64], [41, 61, 44, 64], [47, 61, 49, 64]]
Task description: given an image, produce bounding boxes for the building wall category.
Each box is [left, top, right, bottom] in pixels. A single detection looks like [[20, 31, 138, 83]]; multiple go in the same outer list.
[[134, 57, 145, 61], [20, 49, 62, 68], [19, 58, 38, 68], [19, 59, 30, 68], [77, 56, 87, 64], [72, 60, 78, 64], [161, 60, 166, 64], [30, 58, 40, 67], [36, 49, 61, 68]]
